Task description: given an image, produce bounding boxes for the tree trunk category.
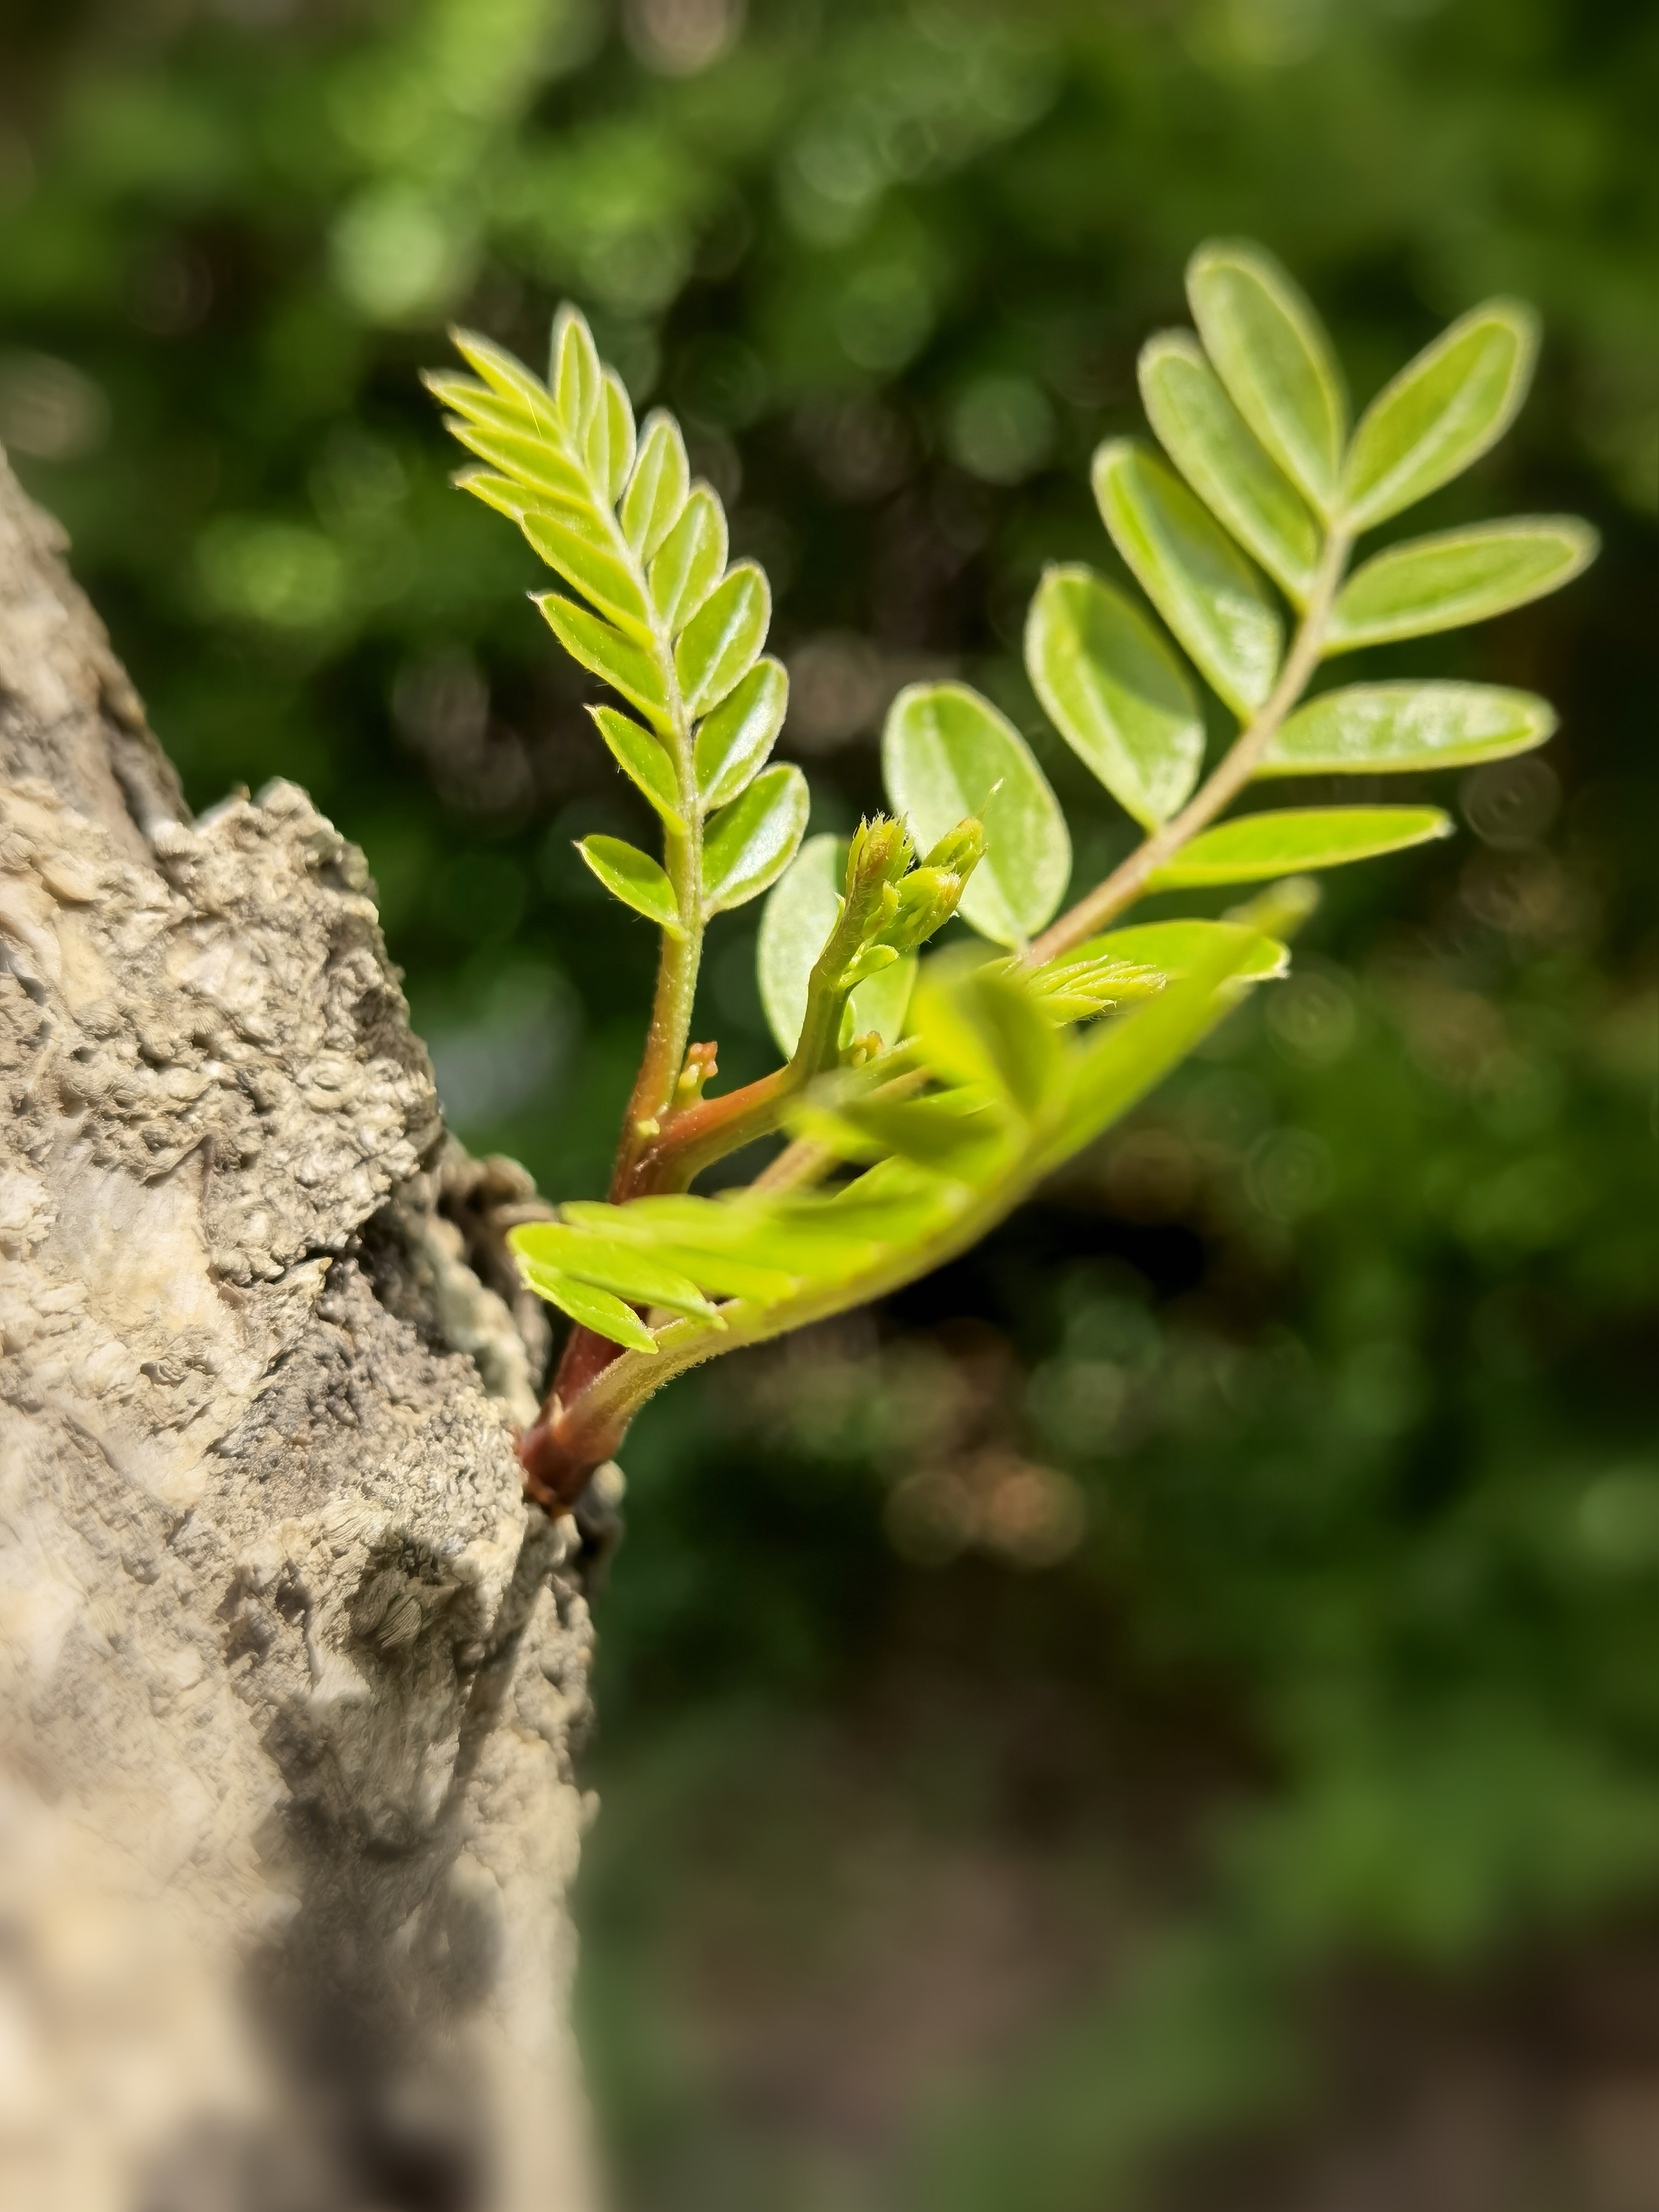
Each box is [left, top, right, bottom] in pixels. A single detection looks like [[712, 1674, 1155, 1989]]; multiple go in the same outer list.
[[0, 451, 602, 2211]]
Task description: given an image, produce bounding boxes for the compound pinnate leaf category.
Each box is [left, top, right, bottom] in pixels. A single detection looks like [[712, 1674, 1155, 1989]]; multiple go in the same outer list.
[[511, 1223, 721, 1323], [675, 560, 771, 718], [537, 594, 670, 729], [1327, 518, 1597, 651], [1150, 806, 1452, 887], [1186, 239, 1347, 515], [1263, 682, 1556, 775], [513, 1259, 659, 1353], [1077, 919, 1290, 983], [882, 682, 1070, 948], [1092, 441, 1283, 717], [520, 506, 651, 637], [1342, 301, 1538, 531], [590, 706, 683, 824], [696, 656, 788, 810], [649, 487, 727, 633], [577, 833, 684, 933], [702, 762, 810, 913], [1026, 564, 1205, 828], [1138, 331, 1321, 603], [621, 410, 690, 561]]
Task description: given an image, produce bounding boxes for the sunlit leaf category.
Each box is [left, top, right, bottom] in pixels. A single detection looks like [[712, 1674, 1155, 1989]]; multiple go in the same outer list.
[[650, 487, 727, 633], [587, 368, 636, 504], [513, 1259, 658, 1353], [882, 682, 1070, 947], [696, 656, 788, 811], [551, 304, 602, 439], [590, 706, 683, 824], [511, 1223, 721, 1322], [1263, 682, 1556, 775], [1150, 806, 1452, 887], [1327, 519, 1597, 650], [1138, 331, 1321, 603], [448, 328, 558, 429], [1025, 564, 1205, 827], [538, 595, 670, 729], [577, 833, 684, 932], [675, 560, 770, 718], [702, 762, 810, 912], [521, 505, 651, 637], [1074, 918, 1290, 984], [621, 410, 690, 562], [1342, 301, 1537, 530], [1186, 239, 1347, 514], [1092, 440, 1283, 717], [443, 418, 586, 504]]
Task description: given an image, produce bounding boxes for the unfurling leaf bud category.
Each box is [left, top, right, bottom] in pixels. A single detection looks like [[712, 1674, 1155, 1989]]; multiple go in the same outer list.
[[919, 818, 987, 879], [878, 866, 962, 953], [841, 815, 915, 939]]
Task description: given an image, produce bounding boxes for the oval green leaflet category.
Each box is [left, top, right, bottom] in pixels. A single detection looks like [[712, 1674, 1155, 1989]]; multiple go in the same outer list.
[[521, 505, 652, 639], [1075, 918, 1290, 984], [620, 409, 691, 561], [1327, 518, 1598, 651], [702, 763, 810, 913], [577, 834, 684, 933], [1262, 683, 1556, 775], [1091, 440, 1282, 718], [675, 561, 771, 719], [758, 833, 918, 1058], [1024, 564, 1205, 829], [1186, 240, 1347, 515], [511, 1222, 723, 1324], [1341, 301, 1538, 531], [590, 706, 684, 824], [538, 595, 670, 732], [882, 682, 1071, 948], [1149, 806, 1452, 887], [695, 656, 789, 810], [650, 488, 727, 633], [1137, 331, 1321, 604]]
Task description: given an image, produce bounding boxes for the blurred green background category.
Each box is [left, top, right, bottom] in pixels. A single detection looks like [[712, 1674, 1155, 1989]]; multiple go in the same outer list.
[[3, 1, 1656, 2203]]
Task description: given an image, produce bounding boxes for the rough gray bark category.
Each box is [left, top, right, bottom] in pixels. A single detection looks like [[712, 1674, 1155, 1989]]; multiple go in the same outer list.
[[0, 450, 601, 2211]]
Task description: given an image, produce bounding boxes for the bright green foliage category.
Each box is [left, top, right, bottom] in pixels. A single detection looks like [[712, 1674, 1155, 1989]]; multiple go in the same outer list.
[[1025, 567, 1204, 828], [1186, 241, 1349, 516], [434, 241, 1593, 1464], [1091, 440, 1283, 716], [1342, 302, 1538, 529], [1149, 807, 1453, 888], [1328, 519, 1599, 649], [1138, 333, 1321, 605], [1263, 684, 1556, 775]]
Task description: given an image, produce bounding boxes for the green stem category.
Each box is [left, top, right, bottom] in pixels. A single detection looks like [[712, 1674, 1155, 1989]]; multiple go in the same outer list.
[[1026, 525, 1352, 966]]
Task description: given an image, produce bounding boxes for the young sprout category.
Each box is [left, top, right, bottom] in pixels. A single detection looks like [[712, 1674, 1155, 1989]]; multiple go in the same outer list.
[[427, 244, 1594, 1507]]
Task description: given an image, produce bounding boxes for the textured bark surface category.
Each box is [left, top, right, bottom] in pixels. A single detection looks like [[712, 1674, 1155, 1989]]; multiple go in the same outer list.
[[0, 451, 599, 2211]]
